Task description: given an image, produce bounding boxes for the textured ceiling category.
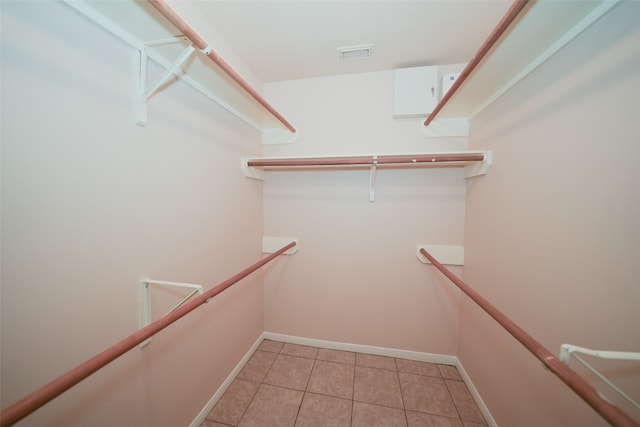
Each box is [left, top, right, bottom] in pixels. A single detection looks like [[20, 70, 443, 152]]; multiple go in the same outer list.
[[196, 1, 512, 82]]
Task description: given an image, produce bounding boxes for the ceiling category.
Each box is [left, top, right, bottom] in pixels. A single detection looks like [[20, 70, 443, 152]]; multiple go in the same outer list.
[[196, 1, 513, 83]]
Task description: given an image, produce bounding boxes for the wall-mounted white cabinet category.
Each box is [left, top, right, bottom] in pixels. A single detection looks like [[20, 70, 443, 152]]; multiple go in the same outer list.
[[393, 66, 439, 118]]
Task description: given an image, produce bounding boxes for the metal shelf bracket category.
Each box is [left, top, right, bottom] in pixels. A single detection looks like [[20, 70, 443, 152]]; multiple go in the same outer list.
[[138, 278, 204, 348]]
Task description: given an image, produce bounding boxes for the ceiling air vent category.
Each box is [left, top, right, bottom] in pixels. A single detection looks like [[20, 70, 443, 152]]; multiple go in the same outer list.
[[337, 44, 374, 61]]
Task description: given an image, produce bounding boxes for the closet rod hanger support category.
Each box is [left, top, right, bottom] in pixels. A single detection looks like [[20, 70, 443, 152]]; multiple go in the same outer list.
[[138, 278, 204, 348], [369, 155, 378, 202], [140, 44, 196, 102], [560, 344, 640, 364], [560, 344, 640, 411]]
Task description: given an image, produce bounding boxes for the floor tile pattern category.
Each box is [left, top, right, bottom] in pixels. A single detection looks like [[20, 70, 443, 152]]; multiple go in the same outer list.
[[202, 340, 487, 427]]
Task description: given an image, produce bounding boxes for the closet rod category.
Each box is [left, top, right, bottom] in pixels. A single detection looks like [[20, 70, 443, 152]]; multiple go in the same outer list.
[[0, 241, 296, 427], [419, 247, 639, 427], [424, 0, 530, 126], [147, 0, 296, 134], [247, 153, 485, 168]]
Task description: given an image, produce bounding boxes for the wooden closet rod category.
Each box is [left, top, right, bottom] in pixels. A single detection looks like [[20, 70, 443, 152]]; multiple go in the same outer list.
[[424, 0, 530, 127], [147, 0, 296, 134], [419, 248, 639, 427], [0, 241, 296, 427], [247, 153, 485, 168]]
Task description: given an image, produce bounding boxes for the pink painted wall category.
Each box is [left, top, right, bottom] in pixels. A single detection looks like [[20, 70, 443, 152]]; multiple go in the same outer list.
[[461, 2, 640, 425], [1, 2, 266, 426], [261, 71, 469, 354]]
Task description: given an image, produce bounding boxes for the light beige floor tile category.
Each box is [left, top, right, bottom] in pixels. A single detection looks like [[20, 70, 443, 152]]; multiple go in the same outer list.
[[236, 350, 278, 382], [399, 372, 458, 418], [295, 393, 352, 427], [239, 384, 303, 427], [218, 342, 479, 426], [356, 353, 397, 371], [352, 401, 407, 427], [264, 354, 314, 390], [354, 366, 404, 409], [281, 342, 319, 359], [317, 348, 356, 365], [307, 360, 354, 399], [396, 359, 440, 377], [438, 365, 462, 381], [406, 411, 464, 426], [445, 380, 485, 424], [207, 379, 259, 426], [259, 339, 284, 353]]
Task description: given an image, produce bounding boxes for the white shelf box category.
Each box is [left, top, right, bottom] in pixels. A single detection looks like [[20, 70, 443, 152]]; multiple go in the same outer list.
[[393, 66, 439, 118]]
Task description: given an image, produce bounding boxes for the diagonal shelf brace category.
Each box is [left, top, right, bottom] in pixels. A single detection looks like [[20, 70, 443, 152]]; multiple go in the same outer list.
[[136, 43, 196, 126], [138, 278, 204, 348], [559, 344, 640, 410], [141, 44, 196, 101]]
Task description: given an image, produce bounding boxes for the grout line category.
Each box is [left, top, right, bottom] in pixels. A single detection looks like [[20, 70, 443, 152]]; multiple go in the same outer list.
[[395, 362, 409, 426], [199, 336, 494, 427], [443, 375, 465, 423], [351, 354, 357, 426], [235, 340, 278, 426], [296, 353, 318, 425]]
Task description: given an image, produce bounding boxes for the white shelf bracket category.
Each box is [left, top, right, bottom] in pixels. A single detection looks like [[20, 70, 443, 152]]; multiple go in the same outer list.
[[135, 48, 149, 126], [241, 158, 264, 180], [138, 278, 204, 348], [464, 151, 492, 178], [369, 155, 378, 202], [136, 43, 197, 126], [263, 127, 299, 145], [559, 343, 640, 410]]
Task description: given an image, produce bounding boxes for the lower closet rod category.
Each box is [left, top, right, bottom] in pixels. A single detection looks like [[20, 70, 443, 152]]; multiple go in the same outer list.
[[419, 247, 639, 427], [0, 241, 296, 427]]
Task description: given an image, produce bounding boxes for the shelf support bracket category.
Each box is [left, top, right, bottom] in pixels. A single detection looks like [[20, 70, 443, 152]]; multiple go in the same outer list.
[[136, 44, 197, 126], [560, 344, 640, 410], [369, 155, 378, 202], [138, 278, 204, 348], [464, 151, 492, 178]]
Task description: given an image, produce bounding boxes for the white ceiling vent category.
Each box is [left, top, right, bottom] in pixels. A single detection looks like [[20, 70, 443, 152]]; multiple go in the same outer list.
[[337, 44, 374, 61]]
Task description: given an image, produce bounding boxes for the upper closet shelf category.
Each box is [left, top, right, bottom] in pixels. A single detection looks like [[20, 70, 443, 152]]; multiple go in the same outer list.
[[423, 0, 622, 137], [63, 0, 296, 143], [242, 151, 490, 202]]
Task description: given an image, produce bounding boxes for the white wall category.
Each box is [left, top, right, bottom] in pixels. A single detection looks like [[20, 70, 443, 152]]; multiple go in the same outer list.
[[261, 71, 469, 355], [1, 2, 266, 426], [462, 2, 640, 425]]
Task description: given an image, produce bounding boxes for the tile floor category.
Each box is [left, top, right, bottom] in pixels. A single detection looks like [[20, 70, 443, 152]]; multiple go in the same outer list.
[[201, 340, 487, 427]]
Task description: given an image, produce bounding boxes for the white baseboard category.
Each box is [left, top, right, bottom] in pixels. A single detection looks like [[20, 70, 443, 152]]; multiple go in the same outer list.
[[188, 334, 264, 427], [190, 332, 497, 427], [451, 359, 498, 427], [263, 332, 459, 365]]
